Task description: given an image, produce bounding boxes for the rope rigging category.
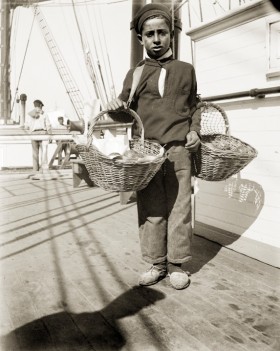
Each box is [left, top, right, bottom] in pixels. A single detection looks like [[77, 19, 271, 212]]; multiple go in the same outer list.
[[70, 0, 117, 108], [70, 0, 108, 109], [88, 3, 116, 100], [10, 6, 37, 114], [59, 1, 92, 99], [71, 0, 102, 100], [96, 6, 116, 99]]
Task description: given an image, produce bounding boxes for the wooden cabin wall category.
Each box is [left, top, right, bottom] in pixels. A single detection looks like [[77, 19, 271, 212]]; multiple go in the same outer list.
[[191, 15, 280, 268]]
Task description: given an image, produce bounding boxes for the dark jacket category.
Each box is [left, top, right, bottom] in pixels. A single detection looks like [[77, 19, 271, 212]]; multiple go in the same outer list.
[[119, 57, 201, 145]]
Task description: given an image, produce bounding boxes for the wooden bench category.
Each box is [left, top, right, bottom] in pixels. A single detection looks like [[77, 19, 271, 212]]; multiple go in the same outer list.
[[71, 159, 94, 188], [49, 140, 79, 169], [71, 158, 135, 205]]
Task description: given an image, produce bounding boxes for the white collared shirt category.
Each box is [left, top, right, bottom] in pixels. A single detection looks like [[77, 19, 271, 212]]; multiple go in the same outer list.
[[26, 109, 52, 132]]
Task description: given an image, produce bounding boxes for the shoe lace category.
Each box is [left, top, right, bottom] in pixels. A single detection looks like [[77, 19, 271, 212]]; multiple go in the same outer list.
[[150, 265, 166, 274]]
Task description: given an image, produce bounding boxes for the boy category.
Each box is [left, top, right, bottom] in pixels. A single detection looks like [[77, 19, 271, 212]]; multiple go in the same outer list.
[[27, 99, 52, 171], [106, 3, 201, 289]]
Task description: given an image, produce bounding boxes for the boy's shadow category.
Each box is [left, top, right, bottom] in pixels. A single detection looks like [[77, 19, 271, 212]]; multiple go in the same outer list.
[[1, 286, 165, 351], [187, 175, 265, 274]]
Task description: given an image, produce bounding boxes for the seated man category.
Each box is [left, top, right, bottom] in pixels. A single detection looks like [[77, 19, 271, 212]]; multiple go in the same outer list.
[[56, 116, 79, 165], [57, 116, 67, 129], [56, 116, 68, 164]]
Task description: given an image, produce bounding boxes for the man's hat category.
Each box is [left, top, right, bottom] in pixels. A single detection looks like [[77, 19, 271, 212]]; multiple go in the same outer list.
[[33, 99, 44, 107], [130, 3, 182, 34]]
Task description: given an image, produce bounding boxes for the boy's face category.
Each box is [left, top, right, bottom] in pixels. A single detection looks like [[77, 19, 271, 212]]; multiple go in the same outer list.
[[138, 18, 172, 59]]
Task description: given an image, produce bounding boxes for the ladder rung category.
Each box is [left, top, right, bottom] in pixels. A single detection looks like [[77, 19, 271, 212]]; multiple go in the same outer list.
[[35, 8, 85, 117]]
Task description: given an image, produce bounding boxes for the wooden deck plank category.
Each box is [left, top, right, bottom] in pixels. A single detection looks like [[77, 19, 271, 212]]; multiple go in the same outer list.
[[42, 210, 279, 351], [71, 225, 276, 351], [16, 273, 98, 351], [19, 235, 209, 351], [95, 269, 242, 351], [1, 253, 206, 350], [70, 278, 207, 351], [1, 273, 56, 350], [200, 241, 280, 290], [0, 282, 20, 350], [0, 175, 280, 351], [72, 201, 280, 351]]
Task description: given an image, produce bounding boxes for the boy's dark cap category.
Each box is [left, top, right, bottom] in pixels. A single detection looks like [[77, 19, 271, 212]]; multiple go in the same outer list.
[[33, 99, 44, 107], [130, 3, 182, 34]]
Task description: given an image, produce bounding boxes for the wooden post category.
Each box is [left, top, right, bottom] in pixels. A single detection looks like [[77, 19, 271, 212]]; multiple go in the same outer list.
[[19, 94, 27, 128], [41, 140, 49, 171], [130, 0, 146, 68]]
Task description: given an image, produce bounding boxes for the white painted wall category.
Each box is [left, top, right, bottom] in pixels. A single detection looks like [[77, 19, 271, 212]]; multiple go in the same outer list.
[[189, 10, 280, 267], [0, 141, 58, 168], [194, 18, 278, 95]]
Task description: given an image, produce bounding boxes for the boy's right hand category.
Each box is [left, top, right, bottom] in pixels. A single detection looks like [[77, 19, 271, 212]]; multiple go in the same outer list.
[[106, 98, 127, 111]]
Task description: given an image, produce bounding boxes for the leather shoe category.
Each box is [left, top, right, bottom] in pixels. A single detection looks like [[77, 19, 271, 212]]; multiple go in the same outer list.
[[139, 265, 167, 286]]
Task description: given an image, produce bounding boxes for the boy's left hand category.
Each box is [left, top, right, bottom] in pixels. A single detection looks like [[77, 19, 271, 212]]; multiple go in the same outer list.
[[185, 131, 201, 152]]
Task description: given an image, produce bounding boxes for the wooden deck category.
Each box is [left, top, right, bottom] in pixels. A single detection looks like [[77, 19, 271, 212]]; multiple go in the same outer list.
[[0, 171, 279, 351]]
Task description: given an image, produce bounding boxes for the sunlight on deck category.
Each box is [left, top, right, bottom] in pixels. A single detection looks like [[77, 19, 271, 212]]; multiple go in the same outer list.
[[0, 171, 279, 351]]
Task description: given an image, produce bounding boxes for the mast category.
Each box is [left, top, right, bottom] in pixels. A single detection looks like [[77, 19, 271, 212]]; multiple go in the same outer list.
[[130, 0, 146, 68], [0, 1, 11, 124]]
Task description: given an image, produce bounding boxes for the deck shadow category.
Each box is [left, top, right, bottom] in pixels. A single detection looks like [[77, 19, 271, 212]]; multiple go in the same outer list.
[[1, 286, 166, 351], [185, 235, 223, 274], [186, 176, 265, 274]]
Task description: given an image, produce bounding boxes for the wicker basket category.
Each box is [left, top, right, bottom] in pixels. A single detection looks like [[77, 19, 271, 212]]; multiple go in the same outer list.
[[192, 102, 258, 181], [75, 109, 166, 192]]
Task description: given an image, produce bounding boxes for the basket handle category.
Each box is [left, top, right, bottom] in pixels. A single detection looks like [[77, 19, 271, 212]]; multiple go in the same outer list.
[[198, 101, 230, 136], [204, 102, 230, 135], [86, 108, 144, 149]]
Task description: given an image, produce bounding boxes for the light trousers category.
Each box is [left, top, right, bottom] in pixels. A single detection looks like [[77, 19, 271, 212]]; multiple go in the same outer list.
[[31, 140, 42, 171]]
